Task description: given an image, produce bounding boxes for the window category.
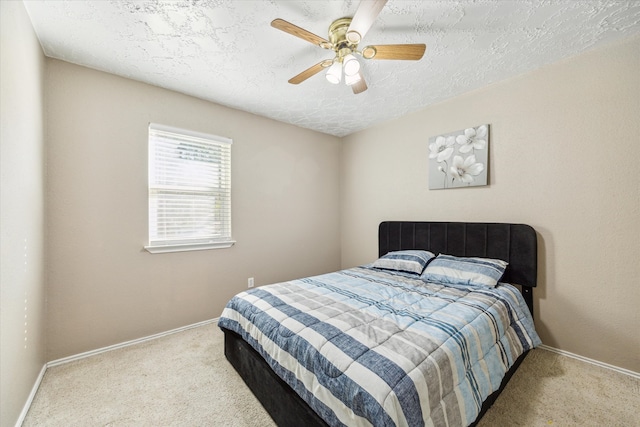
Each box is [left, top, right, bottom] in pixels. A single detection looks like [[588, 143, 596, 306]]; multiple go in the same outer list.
[[145, 123, 233, 253]]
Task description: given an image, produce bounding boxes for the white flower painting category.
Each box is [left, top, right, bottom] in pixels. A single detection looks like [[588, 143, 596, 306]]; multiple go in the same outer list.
[[428, 124, 489, 189]]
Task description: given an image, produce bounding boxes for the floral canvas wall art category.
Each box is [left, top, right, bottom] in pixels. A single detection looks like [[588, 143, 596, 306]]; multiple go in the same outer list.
[[428, 124, 489, 189]]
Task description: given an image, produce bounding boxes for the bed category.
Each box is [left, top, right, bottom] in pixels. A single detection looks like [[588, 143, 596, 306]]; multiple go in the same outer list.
[[219, 221, 541, 426]]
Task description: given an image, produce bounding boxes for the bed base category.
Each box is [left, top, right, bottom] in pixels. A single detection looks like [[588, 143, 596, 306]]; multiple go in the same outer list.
[[223, 221, 538, 426], [224, 328, 528, 426], [224, 329, 327, 427]]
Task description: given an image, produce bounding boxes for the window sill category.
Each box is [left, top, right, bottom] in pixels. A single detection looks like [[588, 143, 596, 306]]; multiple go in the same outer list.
[[144, 241, 235, 254]]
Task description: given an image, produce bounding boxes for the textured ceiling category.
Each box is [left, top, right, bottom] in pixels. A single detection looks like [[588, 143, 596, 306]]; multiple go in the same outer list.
[[23, 0, 640, 137]]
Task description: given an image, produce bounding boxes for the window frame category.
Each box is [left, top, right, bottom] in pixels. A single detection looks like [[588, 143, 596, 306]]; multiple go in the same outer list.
[[144, 123, 234, 254]]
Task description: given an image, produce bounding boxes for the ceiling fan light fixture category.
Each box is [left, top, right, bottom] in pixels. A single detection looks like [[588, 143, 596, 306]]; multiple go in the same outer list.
[[345, 72, 362, 86], [325, 61, 342, 84], [342, 54, 360, 76]]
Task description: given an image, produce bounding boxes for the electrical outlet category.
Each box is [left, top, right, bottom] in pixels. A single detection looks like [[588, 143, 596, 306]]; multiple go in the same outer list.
[[248, 277, 254, 288]]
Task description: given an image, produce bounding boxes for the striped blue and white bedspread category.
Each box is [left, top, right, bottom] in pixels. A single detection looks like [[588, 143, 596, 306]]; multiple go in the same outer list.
[[218, 266, 541, 427]]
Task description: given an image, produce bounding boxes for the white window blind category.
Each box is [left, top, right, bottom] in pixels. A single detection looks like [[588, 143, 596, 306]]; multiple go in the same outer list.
[[145, 123, 234, 253]]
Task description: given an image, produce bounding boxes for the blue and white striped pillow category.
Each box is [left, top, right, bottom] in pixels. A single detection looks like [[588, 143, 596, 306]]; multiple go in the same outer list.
[[420, 254, 508, 288], [372, 250, 435, 275]]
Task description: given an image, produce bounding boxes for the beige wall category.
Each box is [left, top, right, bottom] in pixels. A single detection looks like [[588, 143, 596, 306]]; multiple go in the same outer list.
[[341, 36, 640, 372], [0, 1, 47, 426], [45, 60, 342, 360]]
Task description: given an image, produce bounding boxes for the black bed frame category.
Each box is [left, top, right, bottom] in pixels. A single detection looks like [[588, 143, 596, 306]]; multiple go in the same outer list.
[[222, 221, 538, 427]]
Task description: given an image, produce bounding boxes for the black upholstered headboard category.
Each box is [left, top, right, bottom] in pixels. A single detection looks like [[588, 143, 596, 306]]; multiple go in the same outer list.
[[379, 222, 537, 314]]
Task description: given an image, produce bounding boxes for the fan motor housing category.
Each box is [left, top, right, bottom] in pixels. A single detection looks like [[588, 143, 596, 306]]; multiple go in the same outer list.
[[329, 17, 357, 54]]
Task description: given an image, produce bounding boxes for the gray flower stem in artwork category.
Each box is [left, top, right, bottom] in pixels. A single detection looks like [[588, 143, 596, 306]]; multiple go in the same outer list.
[[438, 161, 449, 188]]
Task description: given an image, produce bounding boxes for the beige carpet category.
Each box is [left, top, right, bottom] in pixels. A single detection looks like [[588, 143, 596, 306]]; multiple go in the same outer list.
[[24, 322, 639, 426]]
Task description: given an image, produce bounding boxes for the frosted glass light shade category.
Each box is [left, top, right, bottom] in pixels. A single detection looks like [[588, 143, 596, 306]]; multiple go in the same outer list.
[[345, 72, 362, 86], [343, 54, 360, 76], [325, 61, 342, 84]]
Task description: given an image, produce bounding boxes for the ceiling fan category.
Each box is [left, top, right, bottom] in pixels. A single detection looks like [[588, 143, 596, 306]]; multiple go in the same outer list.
[[271, 0, 426, 94]]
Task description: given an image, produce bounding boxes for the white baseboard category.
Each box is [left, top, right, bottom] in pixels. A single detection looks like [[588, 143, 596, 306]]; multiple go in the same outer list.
[[15, 364, 46, 427], [538, 344, 640, 379], [47, 318, 219, 368]]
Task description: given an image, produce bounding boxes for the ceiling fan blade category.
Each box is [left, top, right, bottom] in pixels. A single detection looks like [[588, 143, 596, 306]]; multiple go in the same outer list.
[[362, 44, 426, 60], [351, 72, 368, 94], [346, 0, 388, 44], [271, 18, 332, 49], [288, 61, 331, 85]]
